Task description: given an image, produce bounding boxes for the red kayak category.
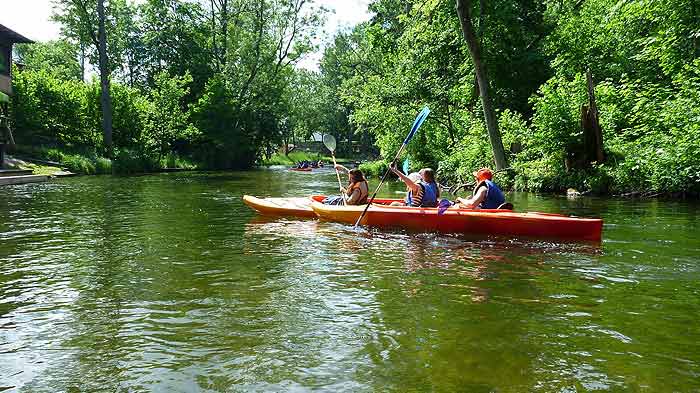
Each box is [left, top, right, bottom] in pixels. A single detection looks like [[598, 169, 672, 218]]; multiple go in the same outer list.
[[310, 199, 603, 241], [289, 167, 312, 172], [243, 195, 603, 241]]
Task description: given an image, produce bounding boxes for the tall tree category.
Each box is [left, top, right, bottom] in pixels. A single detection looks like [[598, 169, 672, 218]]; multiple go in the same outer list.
[[455, 0, 507, 170], [97, 0, 113, 156], [53, 0, 120, 156]]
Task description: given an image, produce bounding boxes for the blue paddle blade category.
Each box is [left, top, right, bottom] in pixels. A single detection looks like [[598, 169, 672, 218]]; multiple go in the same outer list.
[[402, 158, 410, 175], [437, 198, 453, 215], [402, 106, 430, 145]]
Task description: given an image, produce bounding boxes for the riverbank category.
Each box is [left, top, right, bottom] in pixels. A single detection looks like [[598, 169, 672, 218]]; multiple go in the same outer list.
[[8, 145, 198, 175], [262, 151, 357, 166]]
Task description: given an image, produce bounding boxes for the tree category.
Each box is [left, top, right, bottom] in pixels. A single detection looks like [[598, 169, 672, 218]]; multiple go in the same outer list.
[[14, 41, 82, 80], [52, 0, 117, 156], [455, 0, 507, 170], [142, 71, 198, 159], [97, 0, 114, 156]]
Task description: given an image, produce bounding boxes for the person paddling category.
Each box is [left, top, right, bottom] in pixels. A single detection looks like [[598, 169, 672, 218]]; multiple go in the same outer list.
[[418, 168, 440, 207], [456, 168, 505, 209], [323, 164, 369, 205], [390, 165, 439, 207]]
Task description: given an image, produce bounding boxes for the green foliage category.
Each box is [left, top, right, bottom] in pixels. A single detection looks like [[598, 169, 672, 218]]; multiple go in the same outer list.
[[192, 76, 257, 169], [358, 160, 388, 178], [95, 157, 113, 174], [263, 151, 324, 166], [529, 75, 587, 155], [62, 154, 96, 174], [324, 0, 700, 196], [160, 152, 196, 170], [11, 68, 94, 146], [111, 149, 160, 174], [14, 41, 82, 80], [16, 0, 328, 172], [438, 118, 494, 184], [8, 0, 700, 196], [140, 71, 199, 158]]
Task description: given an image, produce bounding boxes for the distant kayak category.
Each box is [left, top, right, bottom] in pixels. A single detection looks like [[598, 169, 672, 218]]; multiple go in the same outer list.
[[310, 201, 603, 241], [289, 167, 312, 172]]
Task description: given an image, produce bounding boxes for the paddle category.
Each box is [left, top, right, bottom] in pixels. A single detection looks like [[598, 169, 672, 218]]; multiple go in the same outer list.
[[354, 106, 430, 227], [402, 157, 410, 175], [322, 134, 346, 205]]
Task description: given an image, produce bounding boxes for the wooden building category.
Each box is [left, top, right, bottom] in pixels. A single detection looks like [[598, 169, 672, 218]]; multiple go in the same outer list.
[[1, 24, 33, 168], [1, 24, 33, 95]]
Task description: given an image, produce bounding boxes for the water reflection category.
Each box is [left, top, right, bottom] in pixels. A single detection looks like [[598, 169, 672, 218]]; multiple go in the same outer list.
[[1, 170, 699, 392]]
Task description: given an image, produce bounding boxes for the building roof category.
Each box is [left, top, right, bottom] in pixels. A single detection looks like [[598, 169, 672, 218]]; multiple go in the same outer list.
[[0, 24, 34, 44]]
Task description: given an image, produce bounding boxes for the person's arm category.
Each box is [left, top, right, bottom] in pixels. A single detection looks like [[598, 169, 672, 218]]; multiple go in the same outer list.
[[347, 188, 361, 204], [390, 164, 421, 193], [458, 187, 488, 208]]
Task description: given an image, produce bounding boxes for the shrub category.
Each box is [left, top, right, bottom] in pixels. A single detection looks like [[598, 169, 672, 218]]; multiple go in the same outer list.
[[112, 149, 161, 174], [358, 160, 388, 178], [62, 154, 96, 174], [94, 157, 113, 174]]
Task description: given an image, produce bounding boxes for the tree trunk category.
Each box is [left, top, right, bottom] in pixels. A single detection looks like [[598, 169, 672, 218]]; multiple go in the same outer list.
[[455, 0, 507, 170], [79, 42, 86, 82], [97, 0, 113, 158], [586, 68, 605, 163], [221, 0, 228, 67]]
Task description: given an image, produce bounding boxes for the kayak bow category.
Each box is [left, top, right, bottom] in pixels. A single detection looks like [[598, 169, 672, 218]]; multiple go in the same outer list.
[[243, 195, 402, 218], [243, 195, 317, 218]]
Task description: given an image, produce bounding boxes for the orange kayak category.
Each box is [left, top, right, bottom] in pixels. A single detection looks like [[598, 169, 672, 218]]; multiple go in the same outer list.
[[243, 195, 403, 218], [289, 167, 312, 172], [243, 195, 317, 217], [310, 201, 603, 241]]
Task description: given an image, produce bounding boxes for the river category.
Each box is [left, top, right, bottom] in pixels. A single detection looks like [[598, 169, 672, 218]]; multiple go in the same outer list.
[[1, 168, 699, 392]]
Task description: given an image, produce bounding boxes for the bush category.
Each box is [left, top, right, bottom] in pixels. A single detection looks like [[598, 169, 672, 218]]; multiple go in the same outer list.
[[160, 152, 197, 170], [437, 118, 495, 185], [11, 69, 95, 146], [94, 157, 113, 174], [358, 160, 388, 178], [44, 148, 66, 163], [62, 154, 96, 174], [112, 149, 161, 174], [193, 76, 263, 169], [262, 151, 324, 166]]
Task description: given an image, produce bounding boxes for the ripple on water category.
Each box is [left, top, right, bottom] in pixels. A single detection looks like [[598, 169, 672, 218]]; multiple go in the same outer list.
[[1, 174, 700, 391]]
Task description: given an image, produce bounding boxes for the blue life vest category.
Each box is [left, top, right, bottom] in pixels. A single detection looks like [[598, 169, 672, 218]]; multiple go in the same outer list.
[[477, 180, 505, 209], [421, 181, 439, 207]]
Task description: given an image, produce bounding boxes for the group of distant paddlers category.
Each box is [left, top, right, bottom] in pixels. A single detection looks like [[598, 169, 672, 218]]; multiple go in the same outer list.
[[294, 160, 324, 169], [323, 164, 506, 210]]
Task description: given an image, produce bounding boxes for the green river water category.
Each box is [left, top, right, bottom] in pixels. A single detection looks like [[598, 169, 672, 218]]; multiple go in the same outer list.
[[1, 168, 699, 392]]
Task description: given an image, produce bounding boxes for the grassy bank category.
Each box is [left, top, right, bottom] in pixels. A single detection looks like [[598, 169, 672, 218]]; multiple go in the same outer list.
[[10, 145, 197, 175], [262, 151, 354, 166]]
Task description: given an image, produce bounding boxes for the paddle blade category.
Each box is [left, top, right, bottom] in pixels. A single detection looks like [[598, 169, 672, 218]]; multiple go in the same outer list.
[[437, 198, 453, 215], [402, 157, 410, 175], [322, 134, 337, 152], [402, 106, 430, 145]]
